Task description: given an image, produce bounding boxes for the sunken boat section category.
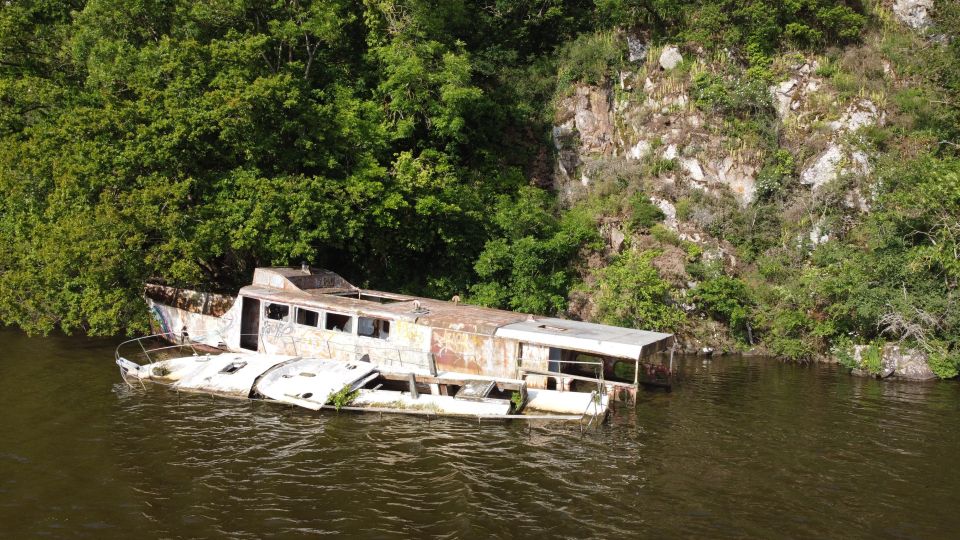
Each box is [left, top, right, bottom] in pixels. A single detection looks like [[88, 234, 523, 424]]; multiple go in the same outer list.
[[119, 266, 674, 421]]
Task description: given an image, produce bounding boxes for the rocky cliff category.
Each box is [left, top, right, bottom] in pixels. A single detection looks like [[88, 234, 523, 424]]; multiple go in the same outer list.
[[550, 2, 949, 364]]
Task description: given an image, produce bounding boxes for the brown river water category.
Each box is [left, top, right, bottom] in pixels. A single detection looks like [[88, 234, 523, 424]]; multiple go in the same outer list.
[[1, 328, 959, 539]]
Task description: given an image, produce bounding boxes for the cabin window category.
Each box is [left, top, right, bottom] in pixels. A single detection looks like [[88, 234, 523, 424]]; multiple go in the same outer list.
[[358, 317, 391, 339], [325, 312, 353, 333], [296, 307, 320, 327], [264, 302, 290, 322]]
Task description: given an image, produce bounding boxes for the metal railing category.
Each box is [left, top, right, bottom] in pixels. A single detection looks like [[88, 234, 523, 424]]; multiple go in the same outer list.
[[115, 330, 439, 374], [115, 332, 209, 366]]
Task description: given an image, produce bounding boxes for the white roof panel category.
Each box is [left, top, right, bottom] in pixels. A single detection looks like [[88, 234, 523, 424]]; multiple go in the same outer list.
[[494, 318, 673, 359]]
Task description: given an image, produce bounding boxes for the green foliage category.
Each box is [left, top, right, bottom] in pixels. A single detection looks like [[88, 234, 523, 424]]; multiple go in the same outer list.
[[691, 276, 752, 338], [510, 391, 524, 410], [692, 71, 772, 117], [470, 187, 600, 315], [649, 157, 678, 176], [329, 384, 360, 412], [0, 0, 592, 335], [756, 149, 795, 199], [763, 308, 817, 361], [860, 343, 883, 376], [556, 31, 623, 88], [597, 1, 865, 57], [674, 198, 693, 221], [591, 249, 685, 332], [650, 224, 681, 246], [927, 344, 960, 379], [627, 193, 665, 232], [832, 336, 856, 370]]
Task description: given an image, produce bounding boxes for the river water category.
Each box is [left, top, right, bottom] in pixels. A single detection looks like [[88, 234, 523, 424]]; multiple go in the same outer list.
[[1, 329, 959, 539]]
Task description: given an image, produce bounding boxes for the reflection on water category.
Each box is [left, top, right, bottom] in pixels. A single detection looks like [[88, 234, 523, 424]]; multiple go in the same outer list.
[[1, 329, 959, 538]]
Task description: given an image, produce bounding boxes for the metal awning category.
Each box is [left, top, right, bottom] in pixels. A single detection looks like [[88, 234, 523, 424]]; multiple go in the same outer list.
[[494, 317, 673, 359]]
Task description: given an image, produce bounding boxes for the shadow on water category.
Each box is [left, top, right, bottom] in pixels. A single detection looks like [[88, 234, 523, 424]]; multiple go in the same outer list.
[[1, 330, 959, 539]]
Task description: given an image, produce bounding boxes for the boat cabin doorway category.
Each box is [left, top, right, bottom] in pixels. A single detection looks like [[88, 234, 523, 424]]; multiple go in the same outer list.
[[239, 297, 260, 351]]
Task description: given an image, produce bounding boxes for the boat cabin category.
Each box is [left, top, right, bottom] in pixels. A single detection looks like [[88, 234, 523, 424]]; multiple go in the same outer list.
[[145, 267, 675, 391]]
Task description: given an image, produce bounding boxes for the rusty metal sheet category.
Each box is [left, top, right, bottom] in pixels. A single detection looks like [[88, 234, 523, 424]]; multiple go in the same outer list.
[[431, 329, 517, 379], [145, 284, 235, 317]]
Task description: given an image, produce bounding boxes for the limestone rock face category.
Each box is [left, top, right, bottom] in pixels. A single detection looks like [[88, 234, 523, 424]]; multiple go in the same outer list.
[[627, 140, 651, 160], [799, 99, 880, 190], [659, 46, 683, 70], [893, 0, 934, 30], [800, 145, 872, 189], [771, 78, 798, 118], [768, 61, 823, 121], [889, 346, 937, 380], [830, 99, 883, 133], [850, 345, 937, 380], [710, 157, 756, 206], [651, 197, 678, 230], [680, 157, 705, 182], [627, 36, 647, 63], [552, 85, 615, 196], [570, 86, 614, 154]]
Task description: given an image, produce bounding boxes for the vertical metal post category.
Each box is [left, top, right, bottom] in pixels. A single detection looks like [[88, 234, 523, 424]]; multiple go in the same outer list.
[[428, 352, 438, 376], [407, 372, 419, 399]]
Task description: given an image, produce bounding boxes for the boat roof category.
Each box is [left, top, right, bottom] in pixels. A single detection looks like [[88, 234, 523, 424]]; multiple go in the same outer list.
[[494, 318, 673, 359], [239, 267, 673, 359]]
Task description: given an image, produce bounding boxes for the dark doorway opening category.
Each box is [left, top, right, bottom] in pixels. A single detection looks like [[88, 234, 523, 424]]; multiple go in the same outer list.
[[239, 297, 260, 351]]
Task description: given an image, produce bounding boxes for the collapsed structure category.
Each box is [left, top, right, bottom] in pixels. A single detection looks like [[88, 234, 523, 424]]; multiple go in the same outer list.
[[119, 266, 674, 419]]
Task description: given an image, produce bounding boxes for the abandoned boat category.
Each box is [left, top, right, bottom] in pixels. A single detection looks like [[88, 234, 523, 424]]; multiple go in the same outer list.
[[117, 265, 674, 420]]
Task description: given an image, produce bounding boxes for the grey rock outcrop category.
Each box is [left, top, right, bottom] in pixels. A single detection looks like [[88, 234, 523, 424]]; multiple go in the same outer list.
[[893, 0, 934, 30], [888, 346, 937, 380], [552, 86, 615, 195], [849, 345, 937, 380], [769, 61, 823, 121], [627, 36, 647, 63], [800, 145, 872, 189], [659, 46, 683, 70], [800, 100, 881, 190]]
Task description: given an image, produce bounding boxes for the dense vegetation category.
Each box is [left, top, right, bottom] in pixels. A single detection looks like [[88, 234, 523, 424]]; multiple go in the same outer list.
[[1, 1, 958, 377]]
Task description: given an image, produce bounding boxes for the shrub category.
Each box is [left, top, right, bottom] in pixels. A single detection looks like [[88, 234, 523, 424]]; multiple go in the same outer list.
[[627, 193, 665, 232], [765, 309, 817, 360], [591, 249, 685, 332], [691, 275, 753, 338], [650, 223, 681, 246], [557, 31, 623, 88], [832, 335, 856, 369], [675, 197, 693, 221], [756, 149, 795, 199], [470, 188, 601, 315], [329, 384, 360, 411], [860, 343, 883, 375], [927, 343, 960, 379], [649, 157, 678, 176], [692, 71, 773, 118]]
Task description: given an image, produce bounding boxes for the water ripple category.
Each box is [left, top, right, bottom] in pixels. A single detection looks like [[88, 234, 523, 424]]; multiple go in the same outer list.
[[2, 332, 960, 538]]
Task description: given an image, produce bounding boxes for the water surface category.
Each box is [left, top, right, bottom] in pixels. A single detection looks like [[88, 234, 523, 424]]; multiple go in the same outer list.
[[1, 329, 958, 538]]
